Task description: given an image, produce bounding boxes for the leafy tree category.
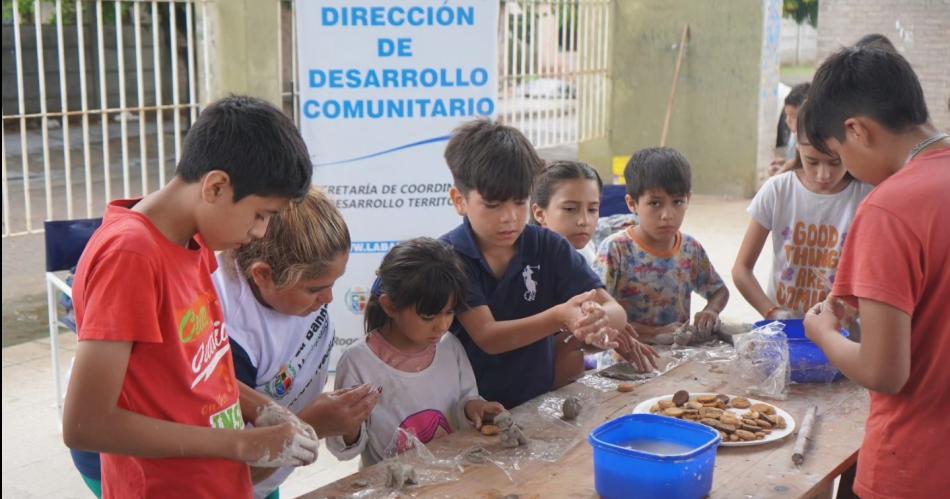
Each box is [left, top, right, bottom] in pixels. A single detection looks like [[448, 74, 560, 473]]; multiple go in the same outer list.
[[783, 0, 819, 28]]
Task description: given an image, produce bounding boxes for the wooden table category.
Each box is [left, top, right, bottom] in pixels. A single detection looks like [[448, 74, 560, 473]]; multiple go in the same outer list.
[[301, 359, 868, 498]]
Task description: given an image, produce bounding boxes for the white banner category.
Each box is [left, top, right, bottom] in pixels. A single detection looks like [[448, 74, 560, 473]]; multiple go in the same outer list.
[[295, 1, 499, 368]]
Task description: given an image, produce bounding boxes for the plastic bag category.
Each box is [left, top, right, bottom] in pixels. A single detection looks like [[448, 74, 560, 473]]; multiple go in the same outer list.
[[732, 321, 790, 400], [330, 429, 464, 498]]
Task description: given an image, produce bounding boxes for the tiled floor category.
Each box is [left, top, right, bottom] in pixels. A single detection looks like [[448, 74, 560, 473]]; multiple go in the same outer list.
[[2, 195, 768, 498]]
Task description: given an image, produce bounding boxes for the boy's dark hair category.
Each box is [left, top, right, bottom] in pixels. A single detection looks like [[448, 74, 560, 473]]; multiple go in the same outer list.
[[854, 33, 896, 52], [532, 160, 603, 210], [801, 46, 929, 156], [444, 119, 544, 202], [784, 83, 811, 108], [623, 147, 691, 200], [364, 238, 468, 334], [176, 95, 312, 201]]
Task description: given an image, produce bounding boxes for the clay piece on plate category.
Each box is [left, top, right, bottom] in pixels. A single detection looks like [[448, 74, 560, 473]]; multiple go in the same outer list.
[[730, 396, 751, 409], [672, 390, 690, 407], [696, 394, 718, 404], [735, 429, 756, 441], [751, 403, 776, 415], [385, 462, 417, 490], [562, 396, 582, 420], [495, 411, 529, 448]]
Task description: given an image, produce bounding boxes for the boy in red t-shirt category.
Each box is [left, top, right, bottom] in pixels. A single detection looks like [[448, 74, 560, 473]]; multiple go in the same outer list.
[[63, 96, 320, 498], [801, 47, 950, 498]]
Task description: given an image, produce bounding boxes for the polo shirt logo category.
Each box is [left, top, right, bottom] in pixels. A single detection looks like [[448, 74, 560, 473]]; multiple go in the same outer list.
[[522, 265, 540, 302]]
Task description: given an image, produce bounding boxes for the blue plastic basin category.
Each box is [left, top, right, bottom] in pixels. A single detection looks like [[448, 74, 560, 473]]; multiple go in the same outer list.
[[754, 319, 848, 383], [588, 414, 720, 499]]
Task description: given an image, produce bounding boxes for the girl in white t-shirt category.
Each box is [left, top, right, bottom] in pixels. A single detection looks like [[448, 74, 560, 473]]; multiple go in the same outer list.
[[733, 113, 873, 320], [216, 187, 380, 499], [327, 238, 505, 467]]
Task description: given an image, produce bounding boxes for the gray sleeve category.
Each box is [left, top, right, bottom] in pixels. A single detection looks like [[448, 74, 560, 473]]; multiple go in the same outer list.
[[325, 352, 369, 461], [451, 335, 483, 427]]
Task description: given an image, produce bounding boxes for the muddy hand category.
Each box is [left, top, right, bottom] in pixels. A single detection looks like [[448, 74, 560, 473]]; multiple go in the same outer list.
[[572, 300, 609, 341], [615, 324, 659, 372], [693, 310, 719, 335], [246, 422, 320, 468], [465, 400, 506, 429], [804, 298, 841, 343], [305, 384, 380, 438]]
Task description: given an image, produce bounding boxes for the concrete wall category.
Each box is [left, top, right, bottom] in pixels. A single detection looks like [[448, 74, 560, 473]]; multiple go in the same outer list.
[[817, 0, 950, 131], [581, 0, 780, 197], [200, 0, 282, 107]]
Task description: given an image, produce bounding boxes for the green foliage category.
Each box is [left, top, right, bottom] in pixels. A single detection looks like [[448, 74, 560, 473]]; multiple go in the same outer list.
[[2, 0, 135, 26], [783, 0, 819, 28], [2, 0, 38, 24]]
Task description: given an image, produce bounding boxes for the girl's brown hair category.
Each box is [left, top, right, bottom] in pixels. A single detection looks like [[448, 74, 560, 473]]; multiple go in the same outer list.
[[230, 186, 350, 287]]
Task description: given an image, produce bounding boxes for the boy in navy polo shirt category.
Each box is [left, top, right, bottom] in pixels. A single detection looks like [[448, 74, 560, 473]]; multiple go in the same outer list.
[[440, 120, 656, 409]]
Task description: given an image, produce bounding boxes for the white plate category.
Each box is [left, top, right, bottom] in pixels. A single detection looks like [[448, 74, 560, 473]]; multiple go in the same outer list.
[[632, 393, 797, 447]]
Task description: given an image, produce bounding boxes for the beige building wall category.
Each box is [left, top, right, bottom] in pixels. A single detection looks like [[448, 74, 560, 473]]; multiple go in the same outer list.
[[581, 0, 782, 198], [200, 0, 282, 107], [817, 0, 950, 131]]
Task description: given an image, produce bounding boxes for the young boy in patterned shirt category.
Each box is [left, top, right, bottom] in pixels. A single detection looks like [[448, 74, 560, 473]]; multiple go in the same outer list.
[[594, 147, 729, 344]]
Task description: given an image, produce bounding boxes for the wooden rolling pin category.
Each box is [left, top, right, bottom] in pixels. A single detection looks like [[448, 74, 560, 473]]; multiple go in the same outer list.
[[792, 405, 818, 465]]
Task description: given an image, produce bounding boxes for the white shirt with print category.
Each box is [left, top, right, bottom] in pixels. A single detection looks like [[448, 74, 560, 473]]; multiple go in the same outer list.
[[748, 171, 873, 316], [326, 333, 481, 468], [212, 256, 335, 499]]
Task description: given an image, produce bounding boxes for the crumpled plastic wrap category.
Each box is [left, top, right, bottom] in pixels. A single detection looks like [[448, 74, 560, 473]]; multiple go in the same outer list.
[[733, 321, 790, 400], [333, 428, 464, 498]]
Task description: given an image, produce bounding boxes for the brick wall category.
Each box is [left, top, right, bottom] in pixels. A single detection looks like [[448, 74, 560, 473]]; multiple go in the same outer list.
[[817, 0, 950, 131]]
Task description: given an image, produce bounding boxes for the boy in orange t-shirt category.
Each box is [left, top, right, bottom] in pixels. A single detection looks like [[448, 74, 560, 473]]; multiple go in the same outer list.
[[63, 96, 320, 498], [802, 47, 950, 498]]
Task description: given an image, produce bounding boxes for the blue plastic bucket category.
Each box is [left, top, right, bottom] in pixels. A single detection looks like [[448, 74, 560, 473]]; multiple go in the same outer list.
[[588, 414, 720, 499], [754, 319, 848, 383]]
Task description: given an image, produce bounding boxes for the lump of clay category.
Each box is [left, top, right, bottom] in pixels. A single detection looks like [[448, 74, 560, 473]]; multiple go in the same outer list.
[[500, 424, 528, 448], [494, 411, 513, 429], [494, 410, 529, 448], [672, 390, 690, 407], [668, 322, 756, 346], [385, 462, 417, 490], [562, 396, 582, 421], [464, 447, 491, 464]]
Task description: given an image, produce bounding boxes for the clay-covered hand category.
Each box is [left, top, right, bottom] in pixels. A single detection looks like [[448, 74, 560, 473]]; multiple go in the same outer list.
[[693, 310, 720, 335], [303, 384, 380, 438], [765, 306, 796, 320], [573, 300, 613, 343], [240, 422, 320, 468], [615, 324, 659, 372], [556, 291, 608, 338], [255, 402, 318, 443], [804, 296, 850, 342], [464, 399, 506, 429]]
